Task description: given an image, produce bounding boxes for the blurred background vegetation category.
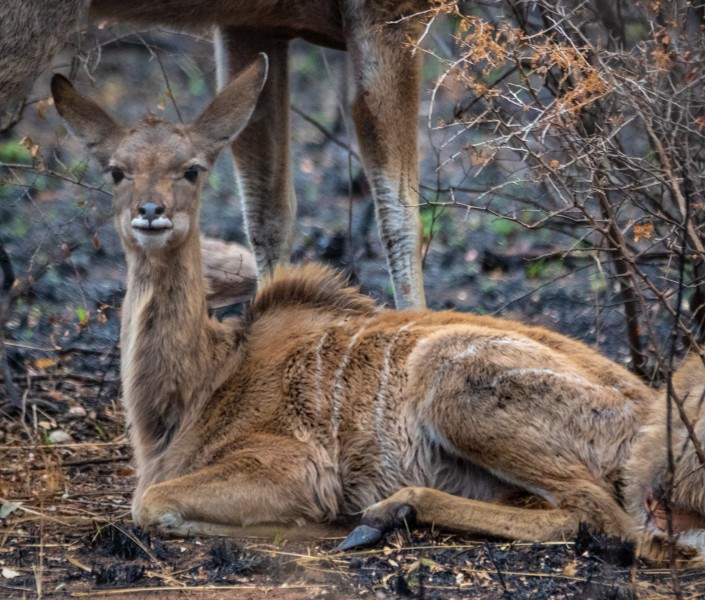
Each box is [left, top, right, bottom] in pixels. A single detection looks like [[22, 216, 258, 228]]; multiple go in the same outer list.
[[1, 0, 704, 401]]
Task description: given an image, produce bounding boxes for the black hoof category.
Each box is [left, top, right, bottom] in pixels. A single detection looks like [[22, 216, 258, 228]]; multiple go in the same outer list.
[[337, 524, 384, 551]]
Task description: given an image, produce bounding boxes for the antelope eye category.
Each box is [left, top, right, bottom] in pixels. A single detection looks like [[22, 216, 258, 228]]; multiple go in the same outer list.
[[184, 166, 199, 182], [111, 168, 125, 185]]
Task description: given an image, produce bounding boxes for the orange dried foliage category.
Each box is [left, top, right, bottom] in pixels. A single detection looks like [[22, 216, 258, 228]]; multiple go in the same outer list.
[[442, 13, 607, 124], [20, 135, 45, 171], [633, 222, 654, 243], [650, 46, 673, 71]]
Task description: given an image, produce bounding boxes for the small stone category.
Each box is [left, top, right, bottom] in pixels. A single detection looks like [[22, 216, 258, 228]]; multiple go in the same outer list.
[[67, 406, 87, 418], [2, 568, 20, 579], [48, 430, 73, 444]]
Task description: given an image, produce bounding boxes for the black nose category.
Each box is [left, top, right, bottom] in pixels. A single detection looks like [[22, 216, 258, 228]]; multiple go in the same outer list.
[[138, 203, 165, 225]]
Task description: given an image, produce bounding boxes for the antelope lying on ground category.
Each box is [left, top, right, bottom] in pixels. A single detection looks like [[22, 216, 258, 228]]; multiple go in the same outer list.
[[3, 0, 430, 310], [51, 59, 705, 563]]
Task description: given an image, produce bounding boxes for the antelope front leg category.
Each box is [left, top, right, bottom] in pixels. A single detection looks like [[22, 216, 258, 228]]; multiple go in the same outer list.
[[135, 437, 338, 536], [339, 487, 579, 550], [346, 14, 426, 310], [220, 29, 296, 278]]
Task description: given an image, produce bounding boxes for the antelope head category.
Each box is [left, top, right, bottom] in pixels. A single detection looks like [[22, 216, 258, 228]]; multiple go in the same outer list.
[[51, 55, 268, 256], [625, 354, 705, 559]]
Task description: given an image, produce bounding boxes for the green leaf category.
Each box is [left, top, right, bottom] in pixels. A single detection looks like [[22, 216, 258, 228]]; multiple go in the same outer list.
[[76, 306, 88, 325]]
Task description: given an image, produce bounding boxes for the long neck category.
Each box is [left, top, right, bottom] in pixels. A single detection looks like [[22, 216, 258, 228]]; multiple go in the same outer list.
[[120, 234, 212, 472]]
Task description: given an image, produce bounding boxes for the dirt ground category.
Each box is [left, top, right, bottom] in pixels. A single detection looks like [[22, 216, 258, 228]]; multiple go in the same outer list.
[[3, 380, 705, 599], [0, 21, 700, 599]]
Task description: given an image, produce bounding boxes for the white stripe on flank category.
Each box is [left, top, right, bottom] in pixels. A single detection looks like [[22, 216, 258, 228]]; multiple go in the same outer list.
[[450, 337, 539, 362], [490, 368, 597, 389], [375, 321, 416, 469], [422, 337, 541, 411], [314, 330, 330, 417], [331, 320, 372, 437]]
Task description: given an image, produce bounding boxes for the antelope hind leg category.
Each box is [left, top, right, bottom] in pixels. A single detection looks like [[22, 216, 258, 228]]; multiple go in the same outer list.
[[339, 486, 579, 550]]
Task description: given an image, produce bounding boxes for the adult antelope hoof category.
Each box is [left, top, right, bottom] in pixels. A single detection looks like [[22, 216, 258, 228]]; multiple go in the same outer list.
[[338, 524, 383, 551], [338, 501, 417, 551]]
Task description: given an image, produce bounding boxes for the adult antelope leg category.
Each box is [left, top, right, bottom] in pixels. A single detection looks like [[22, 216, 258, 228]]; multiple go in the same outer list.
[[221, 29, 296, 278], [340, 487, 579, 550], [136, 436, 338, 537], [346, 13, 426, 310]]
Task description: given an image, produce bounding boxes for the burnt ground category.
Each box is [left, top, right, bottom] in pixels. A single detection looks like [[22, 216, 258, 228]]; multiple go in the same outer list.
[[0, 22, 701, 599], [3, 365, 705, 600]]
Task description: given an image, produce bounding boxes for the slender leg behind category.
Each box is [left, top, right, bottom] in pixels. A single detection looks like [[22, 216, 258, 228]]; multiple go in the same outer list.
[[220, 29, 296, 278], [345, 11, 426, 309]]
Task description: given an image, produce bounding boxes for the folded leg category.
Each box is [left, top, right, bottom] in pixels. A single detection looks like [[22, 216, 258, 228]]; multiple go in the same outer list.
[[340, 486, 579, 550], [135, 436, 339, 536]]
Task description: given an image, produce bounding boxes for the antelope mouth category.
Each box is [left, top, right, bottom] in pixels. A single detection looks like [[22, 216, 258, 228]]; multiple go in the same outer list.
[[131, 216, 174, 233], [646, 491, 705, 534]]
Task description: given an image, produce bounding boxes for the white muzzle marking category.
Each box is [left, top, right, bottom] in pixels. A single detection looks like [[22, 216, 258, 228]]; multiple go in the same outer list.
[[131, 216, 174, 231]]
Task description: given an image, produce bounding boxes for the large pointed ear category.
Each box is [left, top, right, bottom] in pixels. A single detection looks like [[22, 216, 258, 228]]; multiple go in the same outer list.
[[51, 74, 123, 168], [190, 53, 268, 163]]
